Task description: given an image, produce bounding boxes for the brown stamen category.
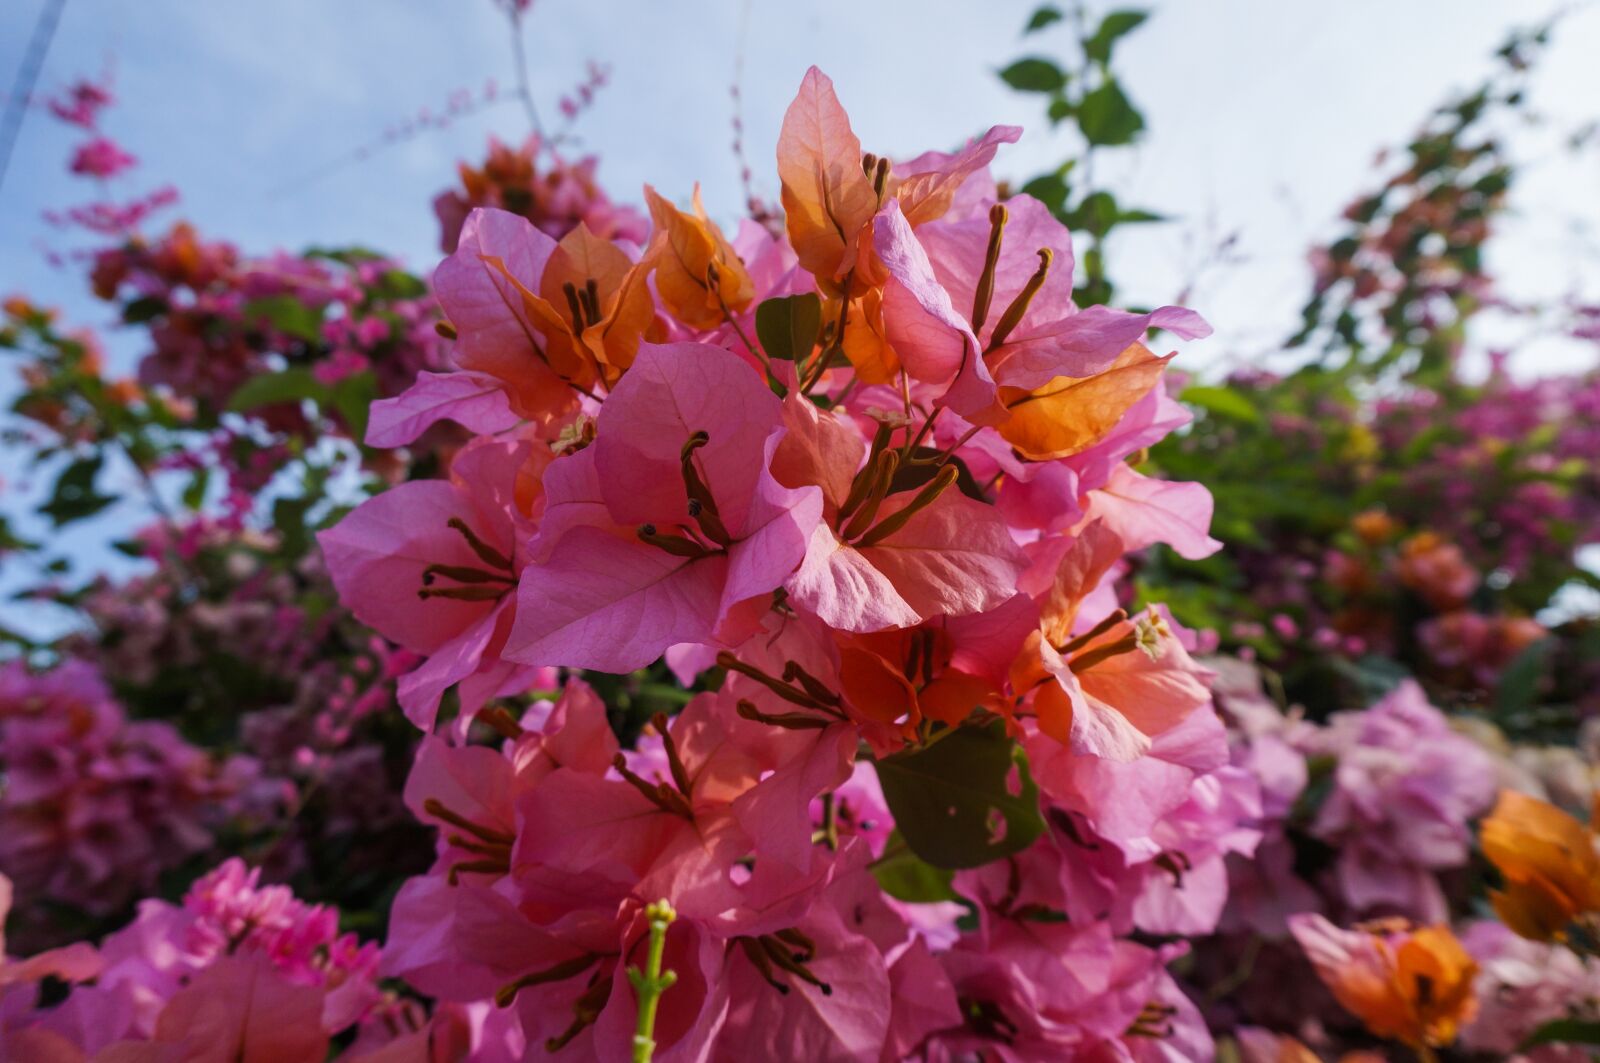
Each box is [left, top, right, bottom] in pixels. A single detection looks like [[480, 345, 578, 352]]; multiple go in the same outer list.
[[781, 661, 843, 707], [680, 432, 732, 547], [447, 857, 510, 885], [856, 465, 959, 547], [717, 654, 839, 713], [418, 585, 509, 602], [543, 971, 613, 1052], [476, 706, 525, 740], [971, 203, 1008, 333], [581, 279, 601, 325], [637, 524, 714, 559], [758, 935, 833, 995], [562, 281, 587, 335], [422, 798, 514, 845], [612, 754, 692, 818], [987, 248, 1053, 350], [495, 953, 600, 1008], [446, 517, 512, 571], [839, 450, 900, 542], [447, 835, 512, 859], [421, 563, 514, 586], [1056, 608, 1129, 657], [738, 936, 789, 995], [1067, 633, 1141, 674], [736, 699, 834, 731], [652, 712, 694, 800]]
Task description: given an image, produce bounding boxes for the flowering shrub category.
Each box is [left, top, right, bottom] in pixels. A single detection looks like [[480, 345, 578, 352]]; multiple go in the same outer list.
[[0, 4, 1596, 1061]]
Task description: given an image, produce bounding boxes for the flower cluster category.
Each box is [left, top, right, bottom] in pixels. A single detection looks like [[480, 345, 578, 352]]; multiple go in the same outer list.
[[0, 859, 408, 1060], [88, 223, 448, 426], [0, 661, 268, 950], [434, 134, 649, 254], [301, 65, 1242, 1059]]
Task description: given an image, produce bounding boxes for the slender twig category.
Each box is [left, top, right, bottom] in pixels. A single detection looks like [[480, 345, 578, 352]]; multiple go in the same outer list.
[[506, 8, 544, 139]]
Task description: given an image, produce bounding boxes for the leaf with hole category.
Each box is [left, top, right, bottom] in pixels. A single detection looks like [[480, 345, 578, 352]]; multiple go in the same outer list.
[[871, 834, 959, 902], [874, 721, 1044, 869]]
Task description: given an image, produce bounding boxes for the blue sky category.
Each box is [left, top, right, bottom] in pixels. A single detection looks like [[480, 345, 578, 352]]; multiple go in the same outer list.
[[4, 0, 1597, 361], [1, 0, 1598, 634]]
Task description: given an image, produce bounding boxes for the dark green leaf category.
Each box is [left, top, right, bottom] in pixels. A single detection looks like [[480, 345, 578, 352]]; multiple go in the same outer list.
[[872, 836, 959, 902], [243, 295, 325, 343], [1020, 166, 1072, 213], [0, 516, 34, 553], [1077, 80, 1144, 146], [273, 495, 315, 559], [182, 467, 210, 511], [374, 269, 428, 301], [874, 721, 1045, 869], [40, 454, 116, 527], [226, 368, 329, 413], [999, 57, 1068, 94], [754, 293, 823, 362], [1024, 5, 1063, 32], [1084, 9, 1149, 64], [1521, 1019, 1600, 1050], [331, 371, 378, 440], [120, 295, 168, 325], [1181, 385, 1261, 424], [1493, 637, 1555, 719], [1069, 190, 1120, 236]]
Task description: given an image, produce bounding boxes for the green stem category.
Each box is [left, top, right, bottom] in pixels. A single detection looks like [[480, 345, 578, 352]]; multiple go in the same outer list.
[[629, 899, 679, 1063]]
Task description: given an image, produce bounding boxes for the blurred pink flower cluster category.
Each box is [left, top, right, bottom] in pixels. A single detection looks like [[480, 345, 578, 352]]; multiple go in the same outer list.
[[0, 858, 409, 1060], [0, 661, 272, 946], [433, 134, 649, 254]]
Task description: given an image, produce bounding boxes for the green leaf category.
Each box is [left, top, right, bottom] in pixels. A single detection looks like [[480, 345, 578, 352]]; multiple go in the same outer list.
[[181, 467, 211, 511], [1020, 165, 1072, 213], [331, 371, 378, 441], [754, 293, 822, 362], [1181, 385, 1261, 425], [1084, 9, 1149, 64], [1024, 5, 1063, 32], [374, 269, 427, 301], [1068, 190, 1120, 236], [1077, 80, 1145, 146], [0, 516, 34, 553], [121, 295, 168, 324], [999, 57, 1068, 94], [871, 836, 959, 902], [874, 721, 1045, 869], [273, 495, 315, 559], [1521, 1019, 1600, 1050], [226, 368, 329, 413], [1493, 637, 1555, 719], [40, 454, 116, 527], [243, 295, 325, 343]]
